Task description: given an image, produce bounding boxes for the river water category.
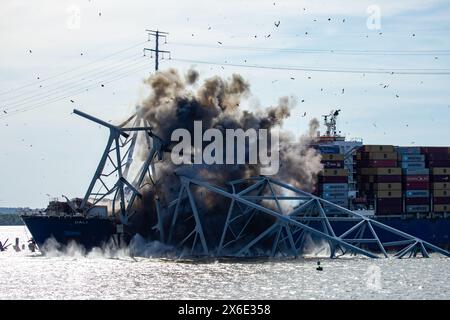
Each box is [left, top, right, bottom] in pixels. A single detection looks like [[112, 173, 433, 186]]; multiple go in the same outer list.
[[0, 226, 449, 300]]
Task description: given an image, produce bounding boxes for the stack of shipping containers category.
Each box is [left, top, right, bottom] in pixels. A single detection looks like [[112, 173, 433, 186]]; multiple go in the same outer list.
[[422, 147, 450, 214], [355, 145, 402, 214], [316, 145, 349, 211], [398, 147, 430, 214]]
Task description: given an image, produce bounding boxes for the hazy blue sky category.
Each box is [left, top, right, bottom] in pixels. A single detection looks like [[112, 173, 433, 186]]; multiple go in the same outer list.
[[1, 0, 449, 207]]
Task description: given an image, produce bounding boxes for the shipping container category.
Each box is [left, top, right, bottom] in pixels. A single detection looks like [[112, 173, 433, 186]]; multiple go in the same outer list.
[[401, 162, 425, 169], [373, 183, 402, 191], [358, 159, 397, 168], [363, 145, 395, 153], [405, 190, 429, 198], [376, 198, 403, 206], [318, 176, 348, 183], [421, 147, 448, 154], [399, 154, 425, 162], [434, 189, 450, 197], [427, 153, 450, 161], [404, 181, 430, 190], [403, 168, 430, 175], [375, 190, 402, 198], [397, 146, 421, 155], [433, 197, 450, 204], [433, 204, 450, 212], [319, 183, 349, 191], [403, 175, 429, 182], [320, 169, 348, 176], [321, 153, 344, 161], [360, 167, 401, 175], [430, 175, 450, 182], [432, 182, 450, 190], [321, 192, 348, 198], [357, 175, 402, 183], [405, 197, 429, 205], [405, 205, 430, 213], [426, 160, 450, 168], [357, 152, 397, 160], [432, 167, 450, 175]]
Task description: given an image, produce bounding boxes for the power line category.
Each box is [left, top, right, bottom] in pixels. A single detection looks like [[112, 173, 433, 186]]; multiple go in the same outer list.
[[169, 58, 450, 75], [1, 61, 153, 119], [3, 56, 146, 110], [1, 53, 143, 106], [0, 40, 148, 97], [168, 41, 450, 56]]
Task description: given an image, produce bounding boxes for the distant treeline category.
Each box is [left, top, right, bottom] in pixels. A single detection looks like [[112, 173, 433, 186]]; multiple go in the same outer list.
[[0, 214, 24, 225]]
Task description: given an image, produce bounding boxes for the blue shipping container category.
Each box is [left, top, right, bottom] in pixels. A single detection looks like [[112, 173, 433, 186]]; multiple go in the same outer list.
[[400, 154, 425, 162], [320, 183, 349, 191], [405, 190, 429, 198], [405, 205, 430, 213], [397, 146, 421, 155], [401, 162, 425, 169], [402, 168, 430, 175]]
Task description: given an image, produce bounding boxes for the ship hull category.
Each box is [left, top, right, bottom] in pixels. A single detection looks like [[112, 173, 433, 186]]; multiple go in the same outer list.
[[21, 214, 450, 253], [21, 215, 117, 251]]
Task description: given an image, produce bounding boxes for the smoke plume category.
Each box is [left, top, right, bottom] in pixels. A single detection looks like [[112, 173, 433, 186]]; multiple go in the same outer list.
[[128, 68, 323, 249]]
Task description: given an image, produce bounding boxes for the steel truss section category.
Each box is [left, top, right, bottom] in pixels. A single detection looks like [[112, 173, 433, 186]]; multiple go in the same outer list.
[[162, 176, 450, 259], [73, 109, 162, 224]]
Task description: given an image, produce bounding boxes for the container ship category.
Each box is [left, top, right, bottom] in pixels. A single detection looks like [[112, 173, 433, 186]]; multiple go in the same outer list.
[[21, 109, 450, 252], [311, 110, 450, 249]]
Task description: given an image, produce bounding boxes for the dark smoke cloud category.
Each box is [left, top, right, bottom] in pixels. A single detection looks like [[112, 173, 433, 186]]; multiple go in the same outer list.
[[129, 69, 322, 243]]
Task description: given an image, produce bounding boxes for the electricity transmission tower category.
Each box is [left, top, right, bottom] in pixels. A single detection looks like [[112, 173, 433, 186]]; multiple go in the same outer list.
[[144, 29, 171, 72]]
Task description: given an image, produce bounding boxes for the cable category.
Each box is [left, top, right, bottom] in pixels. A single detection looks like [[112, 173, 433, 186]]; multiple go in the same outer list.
[[0, 62, 153, 119], [3, 56, 147, 110], [0, 40, 148, 97], [1, 53, 144, 106], [168, 42, 450, 56], [169, 58, 450, 75]]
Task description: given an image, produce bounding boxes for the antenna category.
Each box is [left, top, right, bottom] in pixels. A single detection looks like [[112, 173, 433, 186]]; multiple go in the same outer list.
[[144, 29, 171, 72]]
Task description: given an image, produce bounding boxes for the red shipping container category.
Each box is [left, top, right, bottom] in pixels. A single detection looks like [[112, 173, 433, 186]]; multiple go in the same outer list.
[[432, 175, 450, 182], [376, 198, 402, 206], [427, 153, 450, 161], [433, 197, 450, 204], [358, 175, 402, 183], [357, 159, 397, 168], [404, 182, 430, 189], [426, 160, 450, 167], [318, 176, 348, 183], [405, 197, 429, 205], [404, 175, 429, 182], [421, 147, 448, 154]]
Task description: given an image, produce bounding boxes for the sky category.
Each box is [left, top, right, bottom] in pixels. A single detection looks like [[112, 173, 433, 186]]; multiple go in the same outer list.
[[0, 0, 449, 207]]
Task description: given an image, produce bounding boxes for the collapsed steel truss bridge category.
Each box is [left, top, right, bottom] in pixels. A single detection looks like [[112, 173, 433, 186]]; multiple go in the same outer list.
[[74, 109, 450, 259]]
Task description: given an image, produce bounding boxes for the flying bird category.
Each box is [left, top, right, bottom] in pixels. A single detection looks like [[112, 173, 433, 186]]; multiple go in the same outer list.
[[70, 99, 74, 103], [274, 21, 280, 27]]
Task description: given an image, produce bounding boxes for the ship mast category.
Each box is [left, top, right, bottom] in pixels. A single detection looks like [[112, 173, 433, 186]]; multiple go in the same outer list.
[[322, 109, 341, 137]]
